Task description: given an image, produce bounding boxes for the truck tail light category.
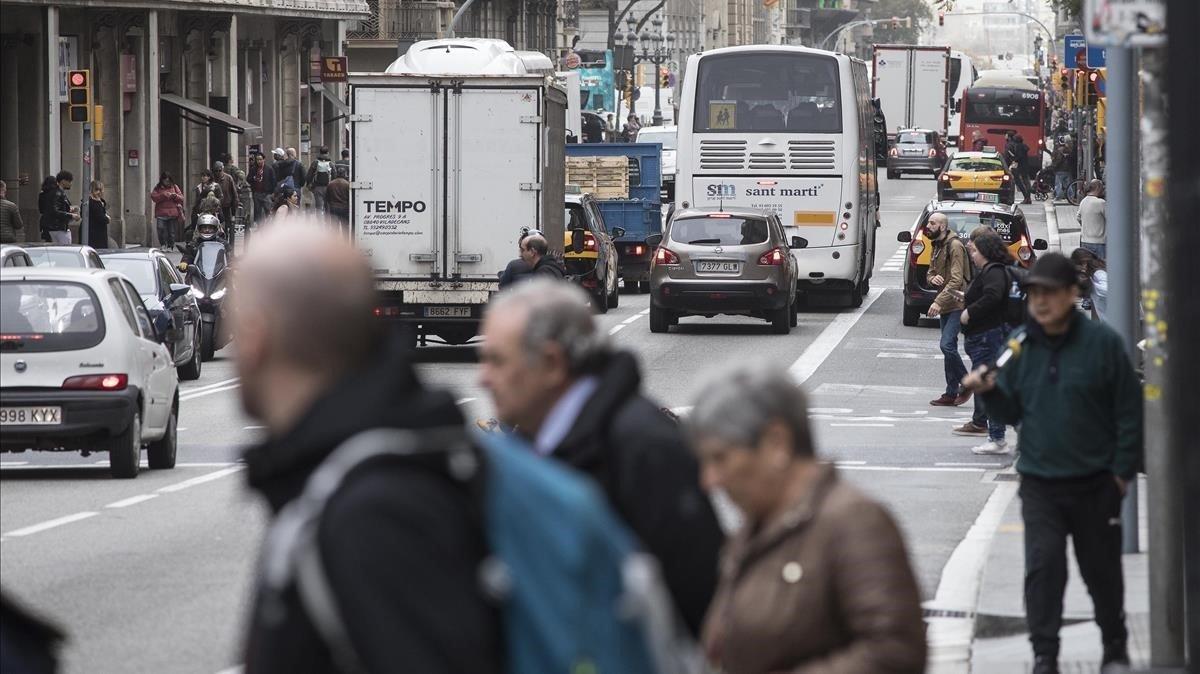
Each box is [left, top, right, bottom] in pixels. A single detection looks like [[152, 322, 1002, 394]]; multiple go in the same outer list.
[[373, 306, 401, 317], [654, 247, 680, 265], [632, 244, 645, 257], [63, 374, 128, 391], [757, 247, 787, 266]]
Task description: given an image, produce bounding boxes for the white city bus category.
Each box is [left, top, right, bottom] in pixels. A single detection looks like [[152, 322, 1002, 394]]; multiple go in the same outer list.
[[675, 45, 879, 306]]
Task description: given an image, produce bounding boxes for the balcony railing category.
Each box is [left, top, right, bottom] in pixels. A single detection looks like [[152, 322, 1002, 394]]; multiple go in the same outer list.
[[346, 0, 455, 41]]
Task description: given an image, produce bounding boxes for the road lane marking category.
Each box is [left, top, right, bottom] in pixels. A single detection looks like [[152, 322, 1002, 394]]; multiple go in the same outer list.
[[180, 377, 240, 394], [242, 425, 266, 431], [639, 308, 650, 315], [881, 409, 928, 416], [621, 314, 642, 325], [3, 511, 98, 538], [935, 462, 1006, 468], [0, 461, 28, 467], [789, 287, 884, 385], [180, 383, 241, 401], [1, 462, 241, 471], [609, 323, 627, 335], [839, 465, 987, 473], [808, 407, 852, 414], [832, 460, 867, 465], [156, 466, 245, 494], [814, 383, 941, 396], [830, 423, 894, 427], [105, 494, 159, 509], [877, 352, 942, 359]]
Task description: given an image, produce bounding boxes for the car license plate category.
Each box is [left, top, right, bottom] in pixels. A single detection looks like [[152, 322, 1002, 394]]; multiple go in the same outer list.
[[695, 260, 741, 274], [0, 407, 62, 426], [424, 306, 472, 318], [976, 192, 999, 203]]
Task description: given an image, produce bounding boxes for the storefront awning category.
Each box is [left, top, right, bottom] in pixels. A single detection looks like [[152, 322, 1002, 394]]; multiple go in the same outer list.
[[161, 94, 260, 135], [311, 82, 351, 117]]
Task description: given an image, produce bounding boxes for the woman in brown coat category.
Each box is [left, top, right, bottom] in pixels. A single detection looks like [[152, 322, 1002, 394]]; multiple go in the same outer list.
[[687, 368, 927, 674]]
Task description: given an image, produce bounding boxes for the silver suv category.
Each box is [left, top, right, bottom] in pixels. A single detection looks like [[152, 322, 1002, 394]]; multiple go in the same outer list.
[[647, 207, 802, 334]]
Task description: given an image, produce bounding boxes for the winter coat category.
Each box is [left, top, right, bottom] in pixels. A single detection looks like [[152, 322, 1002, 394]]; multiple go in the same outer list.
[[498, 258, 532, 288], [87, 197, 110, 249], [214, 171, 236, 209], [961, 261, 1009, 336], [531, 256, 566, 279], [248, 164, 277, 195], [545, 350, 724, 636], [151, 184, 185, 219], [325, 177, 350, 212], [0, 198, 23, 243], [241, 340, 502, 674], [926, 233, 970, 313], [39, 187, 73, 232], [702, 465, 927, 674]]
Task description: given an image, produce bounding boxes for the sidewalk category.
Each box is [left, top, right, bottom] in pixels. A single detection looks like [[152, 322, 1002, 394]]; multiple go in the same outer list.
[[1045, 200, 1081, 253], [969, 476, 1151, 673]]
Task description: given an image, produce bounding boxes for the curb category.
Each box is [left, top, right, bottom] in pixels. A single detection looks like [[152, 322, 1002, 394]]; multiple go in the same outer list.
[[1043, 200, 1060, 252]]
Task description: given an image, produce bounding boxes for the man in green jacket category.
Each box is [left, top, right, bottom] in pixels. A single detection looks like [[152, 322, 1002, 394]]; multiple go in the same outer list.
[[963, 252, 1141, 674]]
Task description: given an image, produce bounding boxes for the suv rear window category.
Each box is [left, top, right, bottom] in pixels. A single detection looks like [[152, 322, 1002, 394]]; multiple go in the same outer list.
[[0, 281, 106, 353], [926, 211, 1021, 243], [671, 216, 769, 246]]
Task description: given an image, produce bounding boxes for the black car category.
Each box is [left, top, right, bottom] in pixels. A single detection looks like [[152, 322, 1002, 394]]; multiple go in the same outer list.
[[97, 248, 203, 380], [895, 200, 1047, 327]]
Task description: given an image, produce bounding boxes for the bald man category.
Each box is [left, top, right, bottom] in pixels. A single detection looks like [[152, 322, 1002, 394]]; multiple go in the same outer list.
[[235, 221, 500, 674]]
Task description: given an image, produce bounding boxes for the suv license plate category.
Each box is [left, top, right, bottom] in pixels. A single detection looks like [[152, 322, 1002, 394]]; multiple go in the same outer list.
[[424, 306, 472, 318], [0, 407, 62, 426], [976, 192, 999, 203], [695, 261, 741, 274]]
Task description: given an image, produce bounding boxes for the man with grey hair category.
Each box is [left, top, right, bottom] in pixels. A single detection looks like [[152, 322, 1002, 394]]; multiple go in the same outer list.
[[479, 279, 723, 636], [236, 222, 501, 674], [521, 233, 565, 279]]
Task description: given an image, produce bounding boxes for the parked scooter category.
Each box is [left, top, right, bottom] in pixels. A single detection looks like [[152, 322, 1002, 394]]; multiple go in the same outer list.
[[176, 215, 230, 360]]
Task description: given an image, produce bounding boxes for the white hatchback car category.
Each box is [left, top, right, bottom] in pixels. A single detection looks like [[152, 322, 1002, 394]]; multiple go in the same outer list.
[[1, 268, 179, 478]]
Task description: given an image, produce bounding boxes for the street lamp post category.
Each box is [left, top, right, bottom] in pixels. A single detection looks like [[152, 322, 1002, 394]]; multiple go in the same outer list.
[[616, 14, 674, 127]]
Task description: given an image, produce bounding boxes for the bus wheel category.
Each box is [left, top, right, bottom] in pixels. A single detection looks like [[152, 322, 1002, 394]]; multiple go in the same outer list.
[[849, 283, 864, 308]]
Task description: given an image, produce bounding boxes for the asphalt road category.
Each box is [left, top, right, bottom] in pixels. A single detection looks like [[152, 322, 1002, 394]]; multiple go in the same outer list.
[[0, 173, 1050, 673]]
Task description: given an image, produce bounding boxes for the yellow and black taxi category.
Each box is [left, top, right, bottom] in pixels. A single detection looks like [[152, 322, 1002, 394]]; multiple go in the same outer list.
[[564, 188, 623, 314], [936, 150, 1015, 205], [895, 199, 1048, 326]]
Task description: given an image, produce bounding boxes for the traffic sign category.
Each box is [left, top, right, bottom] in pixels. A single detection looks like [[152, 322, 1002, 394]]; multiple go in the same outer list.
[[320, 56, 348, 82], [1084, 0, 1165, 47], [1064, 34, 1106, 70], [563, 52, 581, 70]]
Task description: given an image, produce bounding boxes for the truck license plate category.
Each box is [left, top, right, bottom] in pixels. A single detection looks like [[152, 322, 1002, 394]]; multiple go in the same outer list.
[[0, 407, 62, 426], [423, 306, 472, 318], [695, 260, 741, 274]]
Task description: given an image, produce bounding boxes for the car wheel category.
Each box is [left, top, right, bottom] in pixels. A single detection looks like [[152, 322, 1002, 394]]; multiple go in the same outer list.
[[789, 298, 799, 327], [178, 330, 202, 380], [109, 412, 141, 479], [592, 287, 609, 314], [771, 303, 791, 334], [903, 304, 921, 327], [649, 303, 671, 333], [200, 322, 216, 361], [148, 403, 178, 470], [607, 281, 619, 309]]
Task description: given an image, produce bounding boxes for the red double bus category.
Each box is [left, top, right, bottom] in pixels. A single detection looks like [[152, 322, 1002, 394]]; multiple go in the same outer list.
[[959, 76, 1045, 173]]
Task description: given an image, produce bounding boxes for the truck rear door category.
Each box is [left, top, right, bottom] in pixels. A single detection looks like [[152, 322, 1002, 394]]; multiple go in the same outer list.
[[910, 49, 950, 136], [873, 47, 911, 134], [352, 86, 442, 279], [446, 87, 543, 281]]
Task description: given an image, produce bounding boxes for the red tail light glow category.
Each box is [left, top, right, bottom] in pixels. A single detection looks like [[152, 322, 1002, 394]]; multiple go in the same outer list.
[[584, 234, 597, 252], [633, 245, 645, 256], [889, 147, 899, 157], [654, 247, 680, 265], [928, 149, 937, 158], [63, 374, 128, 391], [939, 173, 952, 182], [757, 247, 787, 266]]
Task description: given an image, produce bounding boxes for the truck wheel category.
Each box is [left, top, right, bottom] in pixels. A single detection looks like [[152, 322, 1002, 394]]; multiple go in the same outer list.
[[109, 412, 141, 479], [789, 299, 799, 327], [903, 304, 921, 327], [649, 304, 670, 333], [147, 404, 178, 470]]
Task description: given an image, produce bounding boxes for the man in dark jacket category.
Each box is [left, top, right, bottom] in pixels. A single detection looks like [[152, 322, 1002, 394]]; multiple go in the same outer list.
[[213, 161, 237, 226], [1005, 133, 1033, 204], [521, 233, 565, 279], [479, 279, 724, 636], [0, 180, 24, 244], [41, 171, 78, 244], [325, 166, 351, 233], [963, 253, 1141, 674], [247, 152, 276, 226], [234, 224, 501, 674]]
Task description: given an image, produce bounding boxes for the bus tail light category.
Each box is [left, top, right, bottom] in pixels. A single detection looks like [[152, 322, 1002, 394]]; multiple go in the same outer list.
[[654, 247, 680, 265], [757, 247, 787, 266]]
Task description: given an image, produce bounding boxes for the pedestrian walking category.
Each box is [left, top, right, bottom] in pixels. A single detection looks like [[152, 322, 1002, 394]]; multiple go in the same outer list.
[[924, 212, 973, 408], [1007, 133, 1033, 204], [1077, 179, 1107, 260], [150, 173, 185, 248], [286, 147, 306, 189], [271, 186, 299, 218], [954, 228, 1013, 454], [305, 147, 334, 213], [325, 166, 350, 234], [687, 367, 927, 674], [191, 170, 223, 231], [248, 152, 276, 226], [39, 171, 78, 244], [478, 280, 724, 636], [1071, 247, 1108, 322], [962, 252, 1140, 674], [232, 224, 502, 674], [86, 180, 110, 249], [271, 148, 298, 192], [212, 161, 237, 226], [334, 148, 351, 177], [0, 180, 25, 244], [521, 233, 566, 279]]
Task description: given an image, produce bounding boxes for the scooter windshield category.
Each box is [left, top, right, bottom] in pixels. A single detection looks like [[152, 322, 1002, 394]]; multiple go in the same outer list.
[[194, 241, 227, 279]]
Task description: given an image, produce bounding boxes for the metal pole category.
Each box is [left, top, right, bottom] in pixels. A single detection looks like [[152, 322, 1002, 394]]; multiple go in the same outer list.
[[652, 56, 663, 127], [81, 124, 91, 246], [1104, 45, 1139, 554], [1138, 45, 1186, 667]]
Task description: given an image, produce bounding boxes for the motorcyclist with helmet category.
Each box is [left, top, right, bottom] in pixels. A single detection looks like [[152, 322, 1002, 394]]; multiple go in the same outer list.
[[179, 213, 228, 267]]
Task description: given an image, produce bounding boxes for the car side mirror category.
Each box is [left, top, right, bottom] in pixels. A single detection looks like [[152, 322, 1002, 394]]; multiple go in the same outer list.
[[167, 283, 191, 302], [897, 231, 913, 243], [1033, 238, 1048, 251], [611, 226, 626, 238], [790, 236, 808, 249], [645, 233, 663, 247], [571, 228, 586, 255]]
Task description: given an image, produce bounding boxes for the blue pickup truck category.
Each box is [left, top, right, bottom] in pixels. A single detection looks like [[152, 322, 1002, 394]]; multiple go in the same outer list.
[[565, 143, 662, 292]]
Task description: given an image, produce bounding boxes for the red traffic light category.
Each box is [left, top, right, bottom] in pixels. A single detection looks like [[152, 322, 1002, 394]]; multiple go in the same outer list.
[[69, 71, 86, 87], [1088, 71, 1099, 82]]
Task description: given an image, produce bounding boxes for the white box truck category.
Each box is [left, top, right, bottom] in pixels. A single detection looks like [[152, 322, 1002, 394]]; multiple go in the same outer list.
[[349, 39, 567, 346], [871, 45, 950, 142]]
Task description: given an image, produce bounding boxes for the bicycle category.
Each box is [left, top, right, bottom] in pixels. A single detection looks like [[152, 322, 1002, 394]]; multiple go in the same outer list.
[[1066, 179, 1087, 206]]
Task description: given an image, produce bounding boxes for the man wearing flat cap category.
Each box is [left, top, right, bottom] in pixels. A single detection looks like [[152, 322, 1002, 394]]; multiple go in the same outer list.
[[962, 252, 1141, 674]]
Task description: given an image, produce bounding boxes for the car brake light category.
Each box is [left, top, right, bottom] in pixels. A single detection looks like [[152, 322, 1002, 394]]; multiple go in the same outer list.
[[758, 247, 786, 266], [584, 234, 597, 252], [63, 374, 128, 391], [709, 213, 732, 218], [373, 306, 401, 317], [939, 173, 952, 182], [928, 148, 937, 158], [655, 247, 680, 265], [889, 147, 898, 157], [633, 244, 645, 256], [1002, 174, 1012, 182]]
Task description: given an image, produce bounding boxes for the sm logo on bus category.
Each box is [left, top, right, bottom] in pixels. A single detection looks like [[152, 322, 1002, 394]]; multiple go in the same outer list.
[[706, 184, 736, 198]]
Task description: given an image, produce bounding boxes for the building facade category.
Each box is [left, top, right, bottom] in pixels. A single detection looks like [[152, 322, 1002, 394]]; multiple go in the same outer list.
[[1, 0, 367, 246]]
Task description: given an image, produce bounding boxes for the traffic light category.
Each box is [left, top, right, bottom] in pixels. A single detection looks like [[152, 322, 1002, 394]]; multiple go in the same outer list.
[[891, 16, 900, 29], [938, 11, 945, 26], [660, 69, 670, 89], [1087, 70, 1103, 106], [67, 69, 91, 123]]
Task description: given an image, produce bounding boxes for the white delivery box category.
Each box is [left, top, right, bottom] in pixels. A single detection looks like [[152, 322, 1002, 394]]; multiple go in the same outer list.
[[872, 45, 950, 139], [349, 39, 566, 344]]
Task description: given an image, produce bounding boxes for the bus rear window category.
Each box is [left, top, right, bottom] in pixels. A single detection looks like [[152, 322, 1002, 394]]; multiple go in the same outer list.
[[0, 281, 106, 353], [966, 101, 1039, 126], [693, 53, 842, 134]]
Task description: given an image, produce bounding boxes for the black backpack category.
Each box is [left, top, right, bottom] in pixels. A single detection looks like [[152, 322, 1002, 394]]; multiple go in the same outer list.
[[1001, 263, 1030, 327]]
